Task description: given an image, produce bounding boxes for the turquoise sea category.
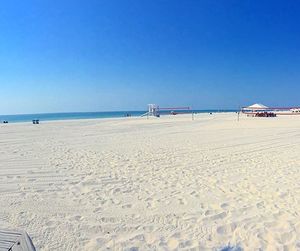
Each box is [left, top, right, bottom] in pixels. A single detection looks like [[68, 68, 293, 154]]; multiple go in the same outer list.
[[0, 110, 237, 123]]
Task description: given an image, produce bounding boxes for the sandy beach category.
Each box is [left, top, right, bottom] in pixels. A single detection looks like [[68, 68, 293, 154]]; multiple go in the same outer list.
[[1, 113, 300, 250]]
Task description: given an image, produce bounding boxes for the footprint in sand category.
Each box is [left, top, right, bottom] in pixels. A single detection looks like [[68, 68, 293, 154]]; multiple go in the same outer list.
[[122, 204, 132, 209], [190, 190, 200, 198], [279, 231, 296, 245], [220, 203, 229, 210], [93, 207, 102, 213], [208, 211, 227, 221], [178, 198, 187, 205], [205, 210, 215, 216], [216, 223, 237, 235]]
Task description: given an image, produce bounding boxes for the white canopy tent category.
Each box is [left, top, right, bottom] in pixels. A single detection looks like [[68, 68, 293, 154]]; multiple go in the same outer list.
[[242, 103, 269, 111]]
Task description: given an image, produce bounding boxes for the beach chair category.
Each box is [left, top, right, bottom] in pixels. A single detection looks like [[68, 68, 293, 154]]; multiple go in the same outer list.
[[0, 229, 36, 251], [32, 120, 39, 125]]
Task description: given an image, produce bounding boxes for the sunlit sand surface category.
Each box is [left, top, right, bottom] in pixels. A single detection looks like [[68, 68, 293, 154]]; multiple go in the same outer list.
[[1, 113, 300, 250]]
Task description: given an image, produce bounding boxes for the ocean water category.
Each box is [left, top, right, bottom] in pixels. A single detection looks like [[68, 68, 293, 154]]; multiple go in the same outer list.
[[0, 110, 236, 123]]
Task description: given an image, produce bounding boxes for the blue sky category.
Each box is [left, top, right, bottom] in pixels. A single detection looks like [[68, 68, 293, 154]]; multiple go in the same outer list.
[[1, 0, 300, 114]]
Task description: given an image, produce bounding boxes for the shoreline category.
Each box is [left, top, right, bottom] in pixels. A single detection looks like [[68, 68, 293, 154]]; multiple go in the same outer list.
[[0, 111, 237, 125]]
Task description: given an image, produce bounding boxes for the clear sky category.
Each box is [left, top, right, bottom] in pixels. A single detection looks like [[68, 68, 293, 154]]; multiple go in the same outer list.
[[1, 0, 300, 114]]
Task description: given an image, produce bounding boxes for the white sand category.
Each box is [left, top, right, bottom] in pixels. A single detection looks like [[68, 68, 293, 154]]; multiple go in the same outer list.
[[1, 113, 300, 250]]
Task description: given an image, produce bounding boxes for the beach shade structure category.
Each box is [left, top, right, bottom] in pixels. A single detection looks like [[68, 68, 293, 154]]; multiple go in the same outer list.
[[241, 104, 300, 116], [0, 229, 36, 251], [242, 103, 268, 111], [241, 103, 269, 115]]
